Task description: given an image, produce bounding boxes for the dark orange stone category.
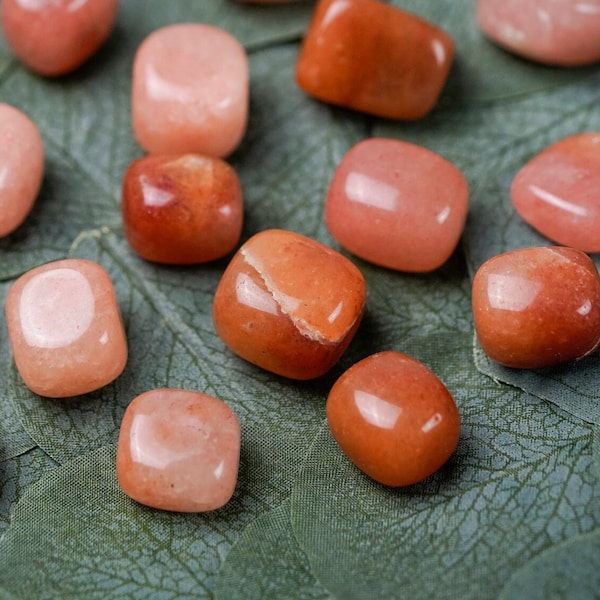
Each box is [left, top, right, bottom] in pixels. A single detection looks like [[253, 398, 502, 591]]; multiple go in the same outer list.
[[472, 246, 600, 369], [1, 0, 118, 76], [122, 154, 243, 264], [326, 351, 460, 487], [296, 0, 454, 120], [212, 229, 366, 379]]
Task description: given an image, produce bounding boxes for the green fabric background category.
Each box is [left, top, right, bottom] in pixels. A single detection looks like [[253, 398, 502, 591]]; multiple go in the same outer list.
[[1, 1, 599, 598]]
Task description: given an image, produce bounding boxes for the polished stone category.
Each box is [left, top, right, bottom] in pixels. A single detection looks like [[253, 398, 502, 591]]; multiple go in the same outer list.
[[511, 133, 600, 253], [326, 351, 460, 487], [122, 154, 243, 264], [296, 0, 454, 119], [477, 0, 600, 66], [472, 246, 600, 368], [325, 138, 469, 272], [213, 229, 366, 379], [0, 103, 44, 237], [0, 0, 118, 76], [117, 388, 240, 512], [5, 259, 128, 397], [132, 23, 249, 158]]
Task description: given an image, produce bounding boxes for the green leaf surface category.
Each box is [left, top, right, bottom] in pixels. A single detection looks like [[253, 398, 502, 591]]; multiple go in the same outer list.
[[1, 0, 600, 598]]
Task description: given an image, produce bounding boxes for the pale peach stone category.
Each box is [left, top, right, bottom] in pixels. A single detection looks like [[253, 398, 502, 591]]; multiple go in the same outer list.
[[5, 259, 127, 397], [476, 0, 600, 66], [0, 103, 44, 237], [117, 389, 241, 512], [131, 23, 249, 158]]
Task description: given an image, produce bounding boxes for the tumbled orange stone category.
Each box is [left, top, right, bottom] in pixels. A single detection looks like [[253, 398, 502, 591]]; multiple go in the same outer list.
[[213, 229, 366, 379], [511, 133, 600, 253], [325, 138, 469, 272], [0, 0, 118, 76], [5, 259, 128, 397], [122, 154, 243, 264], [477, 0, 600, 66], [0, 103, 44, 237], [117, 389, 240, 512], [472, 246, 600, 369], [296, 0, 454, 120], [326, 351, 460, 487], [132, 23, 249, 158]]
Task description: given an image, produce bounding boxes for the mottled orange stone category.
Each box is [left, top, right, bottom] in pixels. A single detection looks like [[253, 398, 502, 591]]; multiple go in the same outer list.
[[132, 23, 249, 157], [325, 138, 468, 272], [326, 351, 460, 487], [511, 133, 600, 253], [117, 389, 240, 512], [5, 259, 128, 397], [296, 0, 454, 120], [213, 229, 366, 379], [122, 154, 243, 264], [0, 103, 44, 237], [472, 246, 600, 369], [477, 0, 600, 66], [0, 0, 118, 76]]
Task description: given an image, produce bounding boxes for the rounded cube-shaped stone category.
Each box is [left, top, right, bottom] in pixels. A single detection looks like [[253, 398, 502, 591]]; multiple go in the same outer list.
[[0, 0, 118, 76], [122, 154, 243, 264], [117, 389, 241, 512], [0, 103, 44, 237], [131, 23, 249, 158], [511, 133, 600, 253], [296, 0, 454, 119], [5, 259, 128, 397], [326, 351, 460, 487], [472, 246, 600, 369], [325, 138, 468, 272], [213, 229, 366, 379]]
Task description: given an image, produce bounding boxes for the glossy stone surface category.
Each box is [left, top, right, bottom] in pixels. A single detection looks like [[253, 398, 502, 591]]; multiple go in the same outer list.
[[5, 259, 127, 397], [213, 229, 366, 379], [476, 0, 600, 66], [511, 133, 600, 253], [117, 389, 240, 512], [296, 0, 454, 120], [325, 138, 469, 272], [132, 23, 249, 158], [472, 246, 600, 369], [1, 0, 118, 76], [326, 351, 460, 487], [122, 154, 243, 264], [0, 103, 44, 237]]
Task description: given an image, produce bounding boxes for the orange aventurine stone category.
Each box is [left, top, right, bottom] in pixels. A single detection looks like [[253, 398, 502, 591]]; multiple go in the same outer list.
[[325, 138, 469, 272], [0, 0, 118, 76], [132, 23, 249, 158], [213, 229, 366, 379], [472, 246, 600, 369], [296, 0, 454, 120], [326, 351, 460, 487], [0, 103, 44, 237], [117, 389, 240, 512], [122, 154, 243, 264], [5, 259, 128, 397], [511, 133, 600, 253]]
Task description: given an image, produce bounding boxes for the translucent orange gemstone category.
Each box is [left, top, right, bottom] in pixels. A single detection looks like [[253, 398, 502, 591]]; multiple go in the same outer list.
[[117, 389, 241, 512], [5, 259, 128, 397], [131, 23, 249, 158], [0, 103, 44, 237], [296, 0, 454, 119], [326, 351, 460, 487], [213, 229, 366, 379], [122, 154, 243, 264], [472, 246, 600, 369], [0, 0, 118, 76], [325, 138, 468, 272]]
